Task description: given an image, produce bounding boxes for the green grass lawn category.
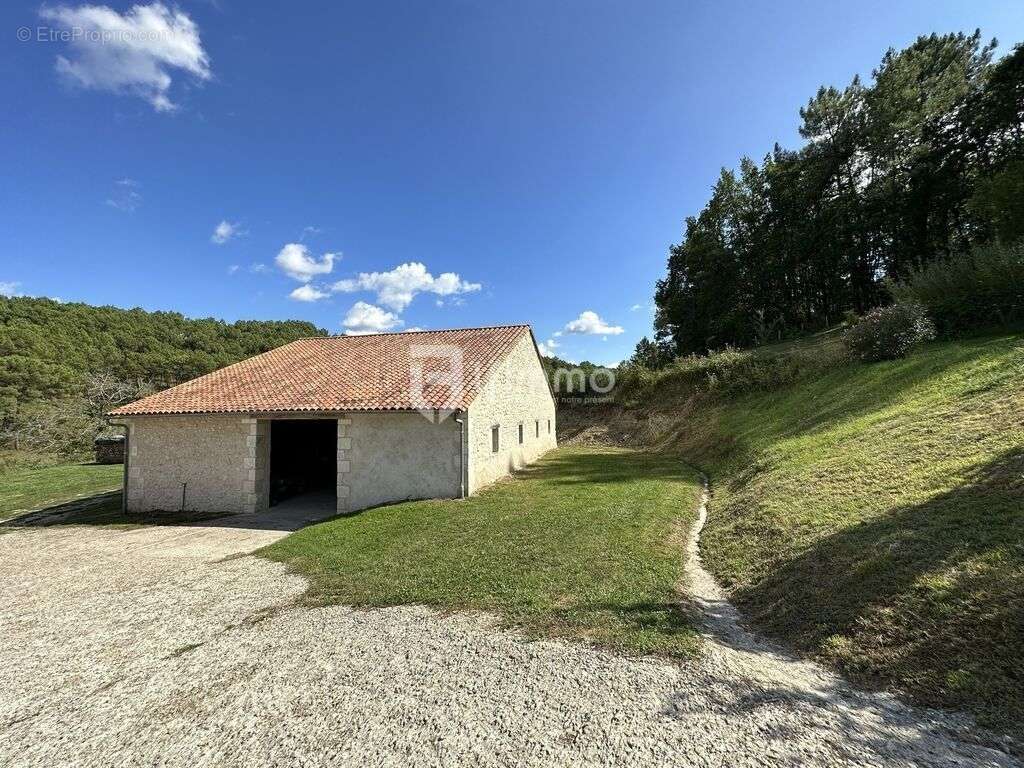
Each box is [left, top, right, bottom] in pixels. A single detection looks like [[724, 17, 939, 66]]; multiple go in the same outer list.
[[673, 333, 1024, 735], [263, 447, 704, 658], [0, 461, 123, 522]]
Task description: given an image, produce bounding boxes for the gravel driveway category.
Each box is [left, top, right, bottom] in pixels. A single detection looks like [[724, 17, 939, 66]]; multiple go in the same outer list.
[[0, 499, 1017, 768]]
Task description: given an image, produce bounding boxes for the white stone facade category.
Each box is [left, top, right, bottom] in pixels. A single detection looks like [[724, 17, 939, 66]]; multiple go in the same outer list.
[[125, 415, 254, 514], [340, 412, 463, 513], [119, 333, 556, 515], [466, 333, 557, 493]]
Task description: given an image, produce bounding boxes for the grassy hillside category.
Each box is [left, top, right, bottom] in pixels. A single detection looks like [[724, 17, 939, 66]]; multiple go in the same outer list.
[[628, 333, 1023, 735]]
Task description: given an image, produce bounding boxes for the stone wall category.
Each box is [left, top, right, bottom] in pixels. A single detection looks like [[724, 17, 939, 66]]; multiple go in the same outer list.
[[126, 415, 251, 514], [243, 418, 271, 514], [94, 437, 124, 465], [336, 415, 352, 514], [344, 412, 461, 512], [122, 343, 552, 517], [467, 333, 557, 493]]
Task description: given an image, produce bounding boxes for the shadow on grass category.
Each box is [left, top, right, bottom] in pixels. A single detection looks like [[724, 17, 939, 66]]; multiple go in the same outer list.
[[2, 486, 351, 533], [532, 450, 695, 487], [1, 491, 232, 529], [730, 447, 1024, 736]]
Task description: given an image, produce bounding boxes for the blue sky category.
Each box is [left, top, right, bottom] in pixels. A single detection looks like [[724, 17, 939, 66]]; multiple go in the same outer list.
[[2, 1, 1021, 365]]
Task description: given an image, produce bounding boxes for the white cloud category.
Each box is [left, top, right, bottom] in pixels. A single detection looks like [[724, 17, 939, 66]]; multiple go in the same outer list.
[[537, 336, 560, 356], [211, 220, 244, 244], [40, 4, 208, 111], [250, 262, 268, 274], [289, 284, 329, 302], [342, 301, 402, 335], [40, 3, 211, 112], [332, 261, 480, 312], [0, 283, 62, 302], [227, 264, 240, 275], [630, 303, 643, 311], [105, 177, 141, 212], [553, 331, 563, 338], [275, 243, 337, 282], [402, 327, 426, 333], [564, 310, 624, 336]]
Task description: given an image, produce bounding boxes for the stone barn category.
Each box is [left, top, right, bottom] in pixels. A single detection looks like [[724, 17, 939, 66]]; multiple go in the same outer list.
[[108, 325, 557, 516]]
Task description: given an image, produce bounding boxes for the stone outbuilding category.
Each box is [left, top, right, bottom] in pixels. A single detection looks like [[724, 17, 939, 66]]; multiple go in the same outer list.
[[93, 435, 125, 465], [108, 325, 557, 515]]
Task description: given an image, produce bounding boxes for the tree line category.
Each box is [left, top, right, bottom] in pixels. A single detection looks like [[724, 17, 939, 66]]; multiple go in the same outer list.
[[0, 296, 324, 455], [644, 32, 1024, 359]]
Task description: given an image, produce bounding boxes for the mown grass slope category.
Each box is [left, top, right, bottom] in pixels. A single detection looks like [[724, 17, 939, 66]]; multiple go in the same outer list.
[[0, 462, 122, 521], [263, 447, 704, 658], [673, 334, 1023, 735]]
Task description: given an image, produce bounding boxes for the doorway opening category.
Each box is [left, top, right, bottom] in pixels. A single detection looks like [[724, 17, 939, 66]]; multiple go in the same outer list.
[[269, 419, 336, 506]]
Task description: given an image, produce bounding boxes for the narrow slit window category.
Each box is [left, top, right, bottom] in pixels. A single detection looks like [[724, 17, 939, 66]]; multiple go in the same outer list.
[[547, 419, 551, 434], [491, 425, 500, 453], [518, 423, 524, 444], [535, 420, 540, 438]]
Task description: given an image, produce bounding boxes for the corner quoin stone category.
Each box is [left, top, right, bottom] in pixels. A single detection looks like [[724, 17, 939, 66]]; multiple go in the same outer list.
[[337, 416, 352, 514]]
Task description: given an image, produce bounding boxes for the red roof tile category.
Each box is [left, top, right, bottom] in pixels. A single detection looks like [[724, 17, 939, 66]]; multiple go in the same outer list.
[[110, 325, 536, 416]]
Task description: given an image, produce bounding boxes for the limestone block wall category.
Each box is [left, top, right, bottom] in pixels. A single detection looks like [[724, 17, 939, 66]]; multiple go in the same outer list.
[[467, 333, 557, 493], [336, 415, 352, 514], [243, 418, 271, 514], [345, 412, 461, 512], [125, 415, 252, 514], [93, 437, 125, 464]]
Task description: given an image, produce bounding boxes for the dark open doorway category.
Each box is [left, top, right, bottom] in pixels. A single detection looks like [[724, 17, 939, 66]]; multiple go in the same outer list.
[[269, 419, 336, 506]]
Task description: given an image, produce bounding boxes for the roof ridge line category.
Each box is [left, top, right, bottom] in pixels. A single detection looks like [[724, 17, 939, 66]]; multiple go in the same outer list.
[[107, 324, 542, 417], [290, 324, 532, 341]]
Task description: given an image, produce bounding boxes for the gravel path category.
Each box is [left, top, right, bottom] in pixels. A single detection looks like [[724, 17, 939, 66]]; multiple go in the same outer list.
[[0, 497, 1017, 767]]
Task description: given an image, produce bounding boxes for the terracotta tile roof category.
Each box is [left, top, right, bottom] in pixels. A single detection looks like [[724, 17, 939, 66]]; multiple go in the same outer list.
[[110, 325, 536, 416]]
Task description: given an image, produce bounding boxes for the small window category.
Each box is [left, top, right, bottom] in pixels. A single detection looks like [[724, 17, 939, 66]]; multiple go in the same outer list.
[[518, 423, 524, 444], [535, 420, 540, 438], [491, 425, 500, 453], [547, 419, 551, 434]]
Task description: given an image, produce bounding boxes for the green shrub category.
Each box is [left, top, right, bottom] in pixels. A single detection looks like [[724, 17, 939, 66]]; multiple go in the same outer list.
[[843, 303, 936, 362], [615, 341, 846, 407], [889, 240, 1024, 334], [613, 363, 660, 405]]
